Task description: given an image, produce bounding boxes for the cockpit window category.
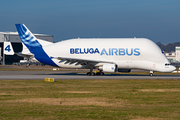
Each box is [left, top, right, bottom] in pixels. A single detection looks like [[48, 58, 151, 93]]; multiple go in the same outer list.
[[165, 63, 170, 66]]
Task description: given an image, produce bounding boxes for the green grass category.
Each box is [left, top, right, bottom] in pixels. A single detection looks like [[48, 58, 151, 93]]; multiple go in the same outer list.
[[0, 79, 180, 120]]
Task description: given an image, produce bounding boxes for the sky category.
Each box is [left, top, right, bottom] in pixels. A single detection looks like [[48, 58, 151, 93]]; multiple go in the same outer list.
[[0, 0, 180, 43]]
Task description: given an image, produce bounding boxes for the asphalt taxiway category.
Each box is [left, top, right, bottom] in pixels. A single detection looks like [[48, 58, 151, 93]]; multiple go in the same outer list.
[[0, 70, 180, 80]]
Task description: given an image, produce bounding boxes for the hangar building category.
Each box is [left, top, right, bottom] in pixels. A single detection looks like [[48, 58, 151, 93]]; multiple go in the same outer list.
[[0, 32, 54, 65], [165, 46, 180, 62]]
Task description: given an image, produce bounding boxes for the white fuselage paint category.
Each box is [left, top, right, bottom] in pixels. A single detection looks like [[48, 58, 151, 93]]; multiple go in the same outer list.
[[42, 38, 175, 72]]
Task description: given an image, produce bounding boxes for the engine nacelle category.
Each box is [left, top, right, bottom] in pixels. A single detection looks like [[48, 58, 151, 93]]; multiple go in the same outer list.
[[117, 69, 131, 72], [99, 64, 117, 72]]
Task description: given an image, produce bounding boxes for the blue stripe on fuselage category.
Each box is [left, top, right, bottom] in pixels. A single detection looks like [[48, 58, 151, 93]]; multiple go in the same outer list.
[[30, 47, 58, 67]]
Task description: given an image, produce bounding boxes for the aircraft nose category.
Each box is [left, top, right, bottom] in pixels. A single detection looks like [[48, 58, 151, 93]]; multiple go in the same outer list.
[[171, 65, 176, 71]]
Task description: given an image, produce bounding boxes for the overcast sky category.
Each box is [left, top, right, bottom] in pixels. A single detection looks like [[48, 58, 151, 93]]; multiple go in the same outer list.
[[0, 0, 180, 43]]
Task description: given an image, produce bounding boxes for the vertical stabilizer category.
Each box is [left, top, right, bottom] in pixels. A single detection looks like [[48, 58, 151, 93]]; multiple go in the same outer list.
[[15, 24, 58, 67], [15, 24, 42, 50]]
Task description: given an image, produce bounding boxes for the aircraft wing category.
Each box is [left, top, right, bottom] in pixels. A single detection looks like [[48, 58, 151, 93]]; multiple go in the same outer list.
[[54, 57, 114, 65]]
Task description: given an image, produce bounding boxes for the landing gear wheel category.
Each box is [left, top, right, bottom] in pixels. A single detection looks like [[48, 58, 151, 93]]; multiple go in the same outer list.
[[149, 71, 153, 77], [96, 72, 100, 76], [87, 72, 95, 76], [149, 73, 153, 77], [87, 72, 91, 76], [100, 72, 104, 76]]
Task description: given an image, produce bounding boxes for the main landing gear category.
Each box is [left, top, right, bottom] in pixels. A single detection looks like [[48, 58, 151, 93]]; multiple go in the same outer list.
[[87, 70, 104, 76], [87, 72, 95, 76], [95, 71, 104, 76], [87, 66, 104, 76], [149, 71, 153, 77]]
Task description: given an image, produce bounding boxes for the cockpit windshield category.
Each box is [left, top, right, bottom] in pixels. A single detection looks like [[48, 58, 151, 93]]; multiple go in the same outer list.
[[165, 63, 171, 66]]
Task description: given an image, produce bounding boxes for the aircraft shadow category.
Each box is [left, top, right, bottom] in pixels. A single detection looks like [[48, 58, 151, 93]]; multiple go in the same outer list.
[[41, 72, 151, 76], [37, 72, 180, 77]]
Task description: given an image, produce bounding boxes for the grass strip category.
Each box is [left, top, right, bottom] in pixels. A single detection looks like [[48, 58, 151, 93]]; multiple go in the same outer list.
[[0, 79, 180, 120]]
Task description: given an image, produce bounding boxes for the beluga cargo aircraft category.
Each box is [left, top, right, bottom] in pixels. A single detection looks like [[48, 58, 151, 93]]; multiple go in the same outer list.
[[15, 24, 176, 76]]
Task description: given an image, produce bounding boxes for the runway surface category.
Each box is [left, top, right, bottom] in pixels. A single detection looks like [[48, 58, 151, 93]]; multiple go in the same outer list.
[[0, 70, 180, 80]]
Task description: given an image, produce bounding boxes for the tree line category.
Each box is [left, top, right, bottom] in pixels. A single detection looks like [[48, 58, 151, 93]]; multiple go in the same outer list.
[[156, 42, 180, 53]]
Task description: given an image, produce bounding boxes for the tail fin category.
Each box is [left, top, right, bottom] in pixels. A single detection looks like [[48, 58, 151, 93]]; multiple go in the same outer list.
[[21, 42, 31, 54], [15, 24, 58, 67], [4, 42, 14, 55], [15, 24, 42, 50]]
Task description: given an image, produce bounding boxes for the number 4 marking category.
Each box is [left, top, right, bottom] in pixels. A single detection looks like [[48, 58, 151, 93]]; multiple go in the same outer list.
[[5, 45, 11, 52]]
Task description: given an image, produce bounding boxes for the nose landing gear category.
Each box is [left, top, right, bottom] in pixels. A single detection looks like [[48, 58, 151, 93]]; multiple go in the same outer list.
[[149, 71, 153, 77]]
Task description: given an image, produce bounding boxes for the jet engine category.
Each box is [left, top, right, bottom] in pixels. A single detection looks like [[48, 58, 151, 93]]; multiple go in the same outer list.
[[99, 64, 117, 72]]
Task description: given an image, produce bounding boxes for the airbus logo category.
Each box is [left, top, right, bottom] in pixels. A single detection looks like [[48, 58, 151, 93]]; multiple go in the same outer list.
[[70, 48, 140, 56]]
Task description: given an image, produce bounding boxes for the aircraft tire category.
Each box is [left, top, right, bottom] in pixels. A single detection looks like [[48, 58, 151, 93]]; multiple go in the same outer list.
[[100, 72, 104, 76], [96, 72, 100, 76], [87, 72, 91, 76], [91, 73, 95, 76], [87, 72, 95, 76], [149, 73, 153, 77]]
